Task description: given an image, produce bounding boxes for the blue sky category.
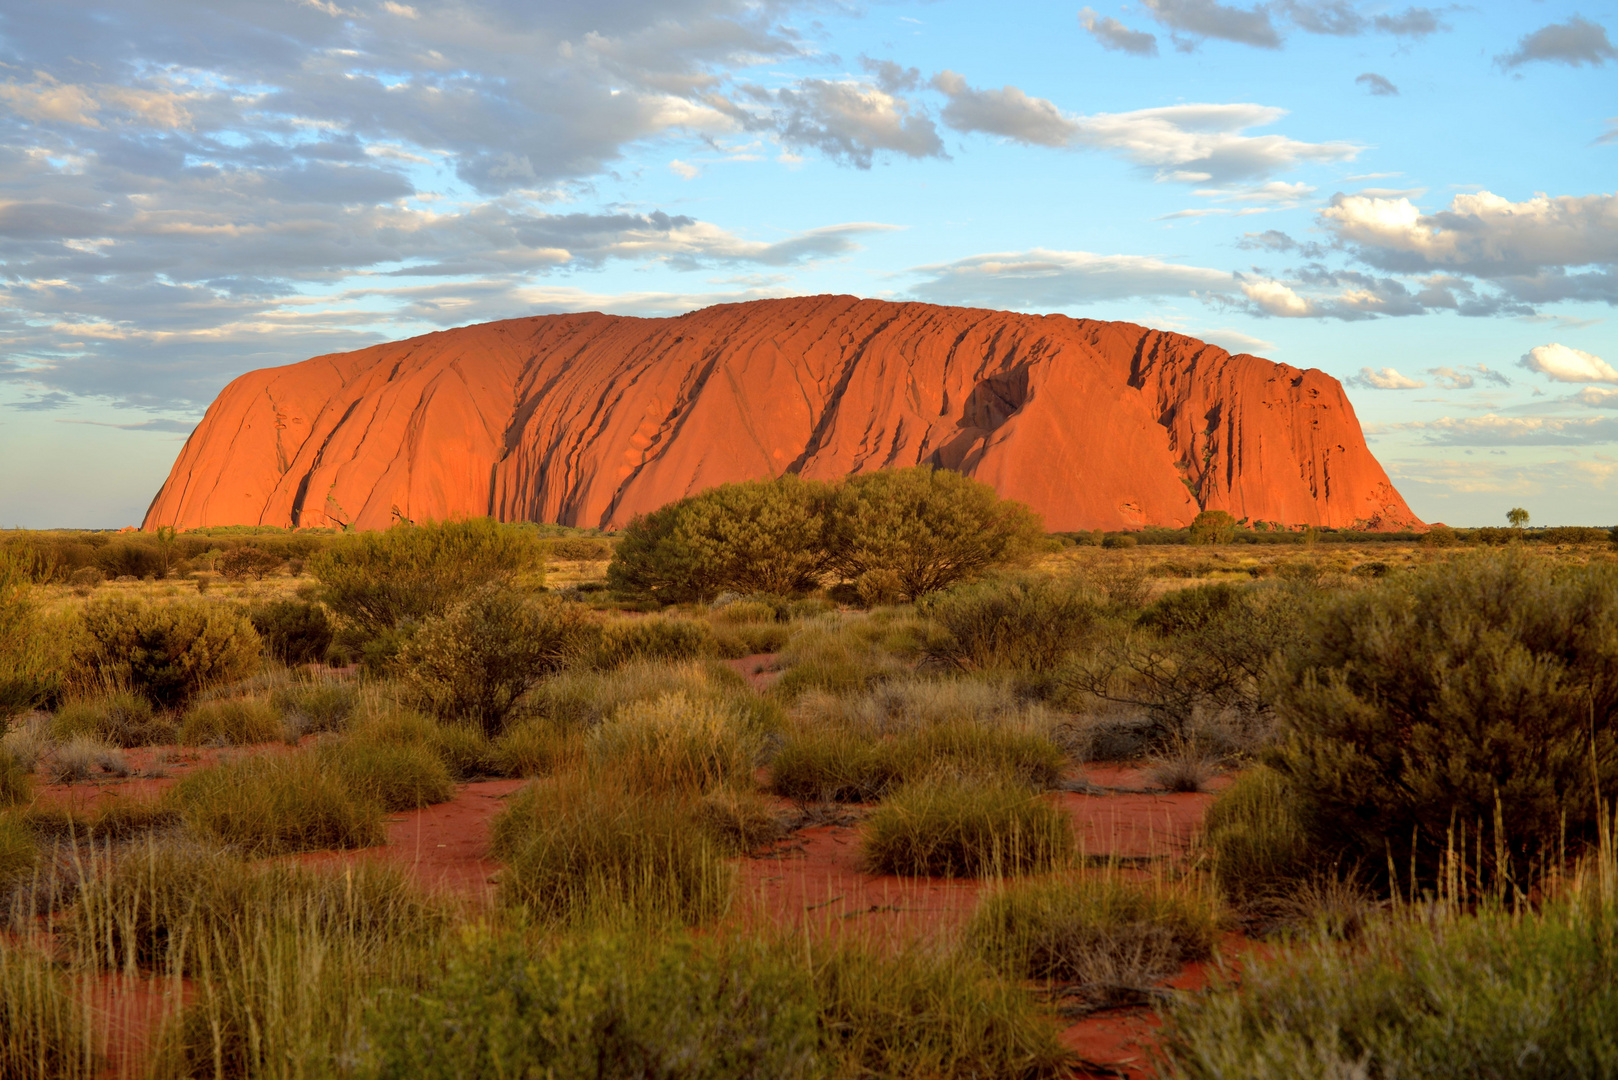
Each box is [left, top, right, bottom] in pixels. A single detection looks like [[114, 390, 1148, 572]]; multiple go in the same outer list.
[[1, 0, 1615, 527]]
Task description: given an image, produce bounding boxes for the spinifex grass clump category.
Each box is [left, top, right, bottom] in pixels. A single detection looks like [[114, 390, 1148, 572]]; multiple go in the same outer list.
[[920, 575, 1099, 674], [862, 777, 1073, 877], [50, 691, 175, 747], [0, 814, 36, 886], [811, 940, 1071, 1079], [63, 844, 445, 972], [587, 691, 759, 793], [318, 739, 455, 811], [0, 751, 30, 807], [771, 720, 1063, 803], [271, 676, 357, 736], [0, 939, 97, 1079], [968, 876, 1220, 1012], [346, 702, 495, 780], [1198, 766, 1310, 902], [167, 752, 384, 854], [363, 930, 822, 1080], [769, 609, 926, 700], [592, 616, 716, 669], [492, 774, 735, 925], [177, 697, 284, 746]]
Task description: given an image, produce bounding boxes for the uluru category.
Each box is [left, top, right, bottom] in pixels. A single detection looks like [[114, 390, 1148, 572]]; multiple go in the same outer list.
[[142, 295, 1420, 534]]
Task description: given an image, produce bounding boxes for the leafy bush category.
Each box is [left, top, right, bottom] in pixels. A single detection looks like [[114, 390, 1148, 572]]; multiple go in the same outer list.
[[1269, 552, 1618, 889], [921, 576, 1098, 673], [70, 596, 260, 709], [248, 600, 333, 665], [178, 698, 284, 746], [593, 616, 715, 669], [969, 877, 1219, 1004], [862, 778, 1073, 877], [542, 536, 613, 562], [1065, 581, 1299, 742], [364, 930, 820, 1080], [825, 467, 1045, 601], [1159, 890, 1618, 1079], [50, 692, 175, 747], [311, 518, 546, 636], [397, 587, 591, 734], [320, 739, 455, 811], [168, 752, 384, 854], [607, 475, 834, 602], [218, 546, 282, 580], [493, 774, 735, 924]]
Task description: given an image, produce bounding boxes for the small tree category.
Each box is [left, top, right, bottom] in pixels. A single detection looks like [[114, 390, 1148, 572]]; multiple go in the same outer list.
[[219, 546, 283, 581], [824, 467, 1045, 601], [1506, 507, 1530, 529], [397, 587, 592, 735], [1187, 510, 1237, 545], [71, 596, 261, 709]]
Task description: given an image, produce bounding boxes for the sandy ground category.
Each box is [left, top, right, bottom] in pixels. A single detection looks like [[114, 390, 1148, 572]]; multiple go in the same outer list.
[[21, 694, 1245, 1079]]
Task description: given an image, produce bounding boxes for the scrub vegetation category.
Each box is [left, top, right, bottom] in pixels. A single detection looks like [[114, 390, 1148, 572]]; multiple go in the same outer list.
[[0, 481, 1615, 1078]]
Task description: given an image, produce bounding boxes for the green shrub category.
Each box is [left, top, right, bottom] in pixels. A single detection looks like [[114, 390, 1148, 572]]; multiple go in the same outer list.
[[397, 587, 590, 734], [593, 616, 715, 669], [178, 698, 284, 746], [543, 536, 613, 562], [310, 518, 546, 637], [1269, 552, 1618, 889], [0, 752, 32, 809], [70, 596, 260, 709], [825, 467, 1046, 601], [862, 778, 1073, 877], [364, 930, 820, 1080], [50, 692, 175, 747], [218, 546, 282, 580], [969, 877, 1219, 992], [1159, 892, 1618, 1079], [587, 691, 759, 793], [320, 739, 455, 811], [607, 475, 835, 602], [1199, 766, 1310, 901], [493, 775, 735, 924], [248, 600, 333, 665], [0, 813, 36, 883], [168, 752, 384, 854], [0, 939, 96, 1079], [921, 576, 1098, 673], [271, 677, 357, 735]]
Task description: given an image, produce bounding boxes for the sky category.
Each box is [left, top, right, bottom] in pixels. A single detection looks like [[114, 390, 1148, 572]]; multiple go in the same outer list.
[[1, 0, 1616, 528]]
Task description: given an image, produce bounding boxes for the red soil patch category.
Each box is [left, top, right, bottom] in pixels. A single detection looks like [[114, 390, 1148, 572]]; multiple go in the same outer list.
[[724, 652, 781, 692]]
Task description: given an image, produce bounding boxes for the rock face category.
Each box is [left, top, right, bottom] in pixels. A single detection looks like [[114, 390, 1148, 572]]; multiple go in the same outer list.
[[143, 296, 1421, 533]]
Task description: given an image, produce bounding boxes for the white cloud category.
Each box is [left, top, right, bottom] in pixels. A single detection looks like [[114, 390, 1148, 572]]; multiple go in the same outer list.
[[669, 159, 700, 180], [907, 248, 1236, 308], [1377, 413, 1618, 445], [931, 75, 1358, 183], [1521, 343, 1618, 383], [772, 79, 944, 167], [1078, 8, 1159, 55], [1427, 364, 1510, 390], [1496, 16, 1617, 69], [1576, 387, 1618, 408], [1240, 278, 1315, 316], [1350, 366, 1426, 389]]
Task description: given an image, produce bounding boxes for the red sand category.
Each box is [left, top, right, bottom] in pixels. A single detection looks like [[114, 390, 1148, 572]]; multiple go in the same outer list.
[[28, 739, 1241, 1077]]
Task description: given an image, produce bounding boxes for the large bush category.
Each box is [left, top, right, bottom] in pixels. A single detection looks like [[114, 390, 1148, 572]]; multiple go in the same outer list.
[[608, 475, 834, 602], [310, 518, 545, 636], [248, 599, 333, 665], [825, 467, 1045, 602], [70, 596, 260, 709], [1268, 552, 1618, 889], [396, 587, 591, 734]]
